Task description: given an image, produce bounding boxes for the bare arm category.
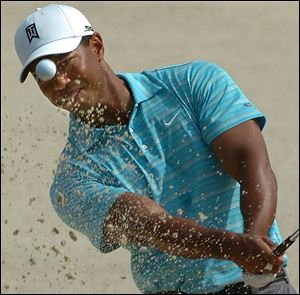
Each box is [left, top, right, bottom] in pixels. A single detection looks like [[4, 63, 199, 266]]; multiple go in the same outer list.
[[103, 191, 283, 273], [104, 192, 236, 259], [210, 119, 285, 272], [211, 119, 277, 236]]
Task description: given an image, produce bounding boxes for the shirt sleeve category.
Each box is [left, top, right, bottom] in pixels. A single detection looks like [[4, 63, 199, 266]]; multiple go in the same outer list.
[[187, 61, 266, 145], [50, 154, 129, 253]]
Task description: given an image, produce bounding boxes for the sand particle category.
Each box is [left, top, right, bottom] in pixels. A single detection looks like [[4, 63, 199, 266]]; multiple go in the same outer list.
[[176, 208, 183, 216], [65, 272, 76, 280], [51, 246, 61, 255], [13, 229, 19, 236], [52, 227, 60, 234], [29, 257, 36, 266], [57, 192, 65, 207], [69, 231, 77, 241], [198, 212, 208, 222], [29, 198, 36, 206]]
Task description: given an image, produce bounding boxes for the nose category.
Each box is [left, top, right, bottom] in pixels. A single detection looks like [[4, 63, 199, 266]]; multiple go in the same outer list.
[[52, 72, 71, 91]]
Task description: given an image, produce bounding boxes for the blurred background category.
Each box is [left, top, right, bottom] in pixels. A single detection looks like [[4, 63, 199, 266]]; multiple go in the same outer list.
[[1, 1, 298, 293]]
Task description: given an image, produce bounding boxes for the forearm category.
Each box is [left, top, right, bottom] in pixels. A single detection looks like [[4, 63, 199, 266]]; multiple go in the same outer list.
[[240, 165, 277, 236], [104, 192, 284, 273], [104, 192, 238, 260], [131, 213, 237, 260]]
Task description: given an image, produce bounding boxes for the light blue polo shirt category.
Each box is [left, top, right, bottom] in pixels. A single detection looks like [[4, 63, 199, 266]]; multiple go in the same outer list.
[[50, 61, 285, 294]]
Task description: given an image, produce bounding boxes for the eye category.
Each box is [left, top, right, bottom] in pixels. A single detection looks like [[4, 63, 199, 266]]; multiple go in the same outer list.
[[60, 61, 68, 67], [56, 61, 69, 73]]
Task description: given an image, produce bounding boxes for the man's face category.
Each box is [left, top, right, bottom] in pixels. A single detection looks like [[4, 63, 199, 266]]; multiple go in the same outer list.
[[29, 36, 104, 117]]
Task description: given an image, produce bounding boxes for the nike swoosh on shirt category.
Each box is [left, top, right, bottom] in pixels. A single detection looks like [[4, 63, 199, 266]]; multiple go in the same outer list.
[[163, 110, 180, 126]]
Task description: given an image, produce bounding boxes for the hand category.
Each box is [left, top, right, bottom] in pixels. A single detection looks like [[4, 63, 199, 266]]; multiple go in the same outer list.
[[230, 233, 284, 274]]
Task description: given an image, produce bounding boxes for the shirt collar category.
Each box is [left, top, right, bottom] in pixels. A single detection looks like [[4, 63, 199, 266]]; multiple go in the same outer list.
[[117, 72, 162, 104], [67, 72, 162, 152]]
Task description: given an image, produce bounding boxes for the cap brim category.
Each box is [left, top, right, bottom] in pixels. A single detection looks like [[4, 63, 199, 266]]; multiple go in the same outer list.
[[20, 36, 82, 83]]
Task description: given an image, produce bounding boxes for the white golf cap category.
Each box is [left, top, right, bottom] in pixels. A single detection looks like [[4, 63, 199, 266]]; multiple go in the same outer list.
[[14, 4, 94, 83]]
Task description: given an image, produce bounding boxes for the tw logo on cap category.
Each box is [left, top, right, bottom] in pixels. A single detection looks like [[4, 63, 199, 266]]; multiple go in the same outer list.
[[25, 23, 39, 43]]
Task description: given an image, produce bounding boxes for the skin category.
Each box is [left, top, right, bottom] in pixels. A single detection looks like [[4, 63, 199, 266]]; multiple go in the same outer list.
[[29, 32, 284, 275]]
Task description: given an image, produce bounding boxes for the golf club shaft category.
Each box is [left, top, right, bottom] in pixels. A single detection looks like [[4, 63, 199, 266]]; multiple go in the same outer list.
[[272, 229, 299, 256]]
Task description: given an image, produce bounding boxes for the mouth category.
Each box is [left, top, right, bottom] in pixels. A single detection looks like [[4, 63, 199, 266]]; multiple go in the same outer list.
[[62, 88, 82, 107], [54, 88, 82, 112], [67, 88, 81, 101]]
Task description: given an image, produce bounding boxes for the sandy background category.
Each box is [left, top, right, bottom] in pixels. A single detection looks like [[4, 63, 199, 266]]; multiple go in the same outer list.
[[1, 1, 299, 294]]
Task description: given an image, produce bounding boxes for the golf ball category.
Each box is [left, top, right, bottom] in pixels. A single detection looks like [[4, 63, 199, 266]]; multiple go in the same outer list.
[[35, 59, 57, 81]]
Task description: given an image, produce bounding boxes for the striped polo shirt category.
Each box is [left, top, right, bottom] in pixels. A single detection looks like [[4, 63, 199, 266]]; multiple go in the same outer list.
[[50, 61, 285, 293]]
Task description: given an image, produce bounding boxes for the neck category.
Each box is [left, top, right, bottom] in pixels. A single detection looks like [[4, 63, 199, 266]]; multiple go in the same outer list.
[[77, 61, 134, 128]]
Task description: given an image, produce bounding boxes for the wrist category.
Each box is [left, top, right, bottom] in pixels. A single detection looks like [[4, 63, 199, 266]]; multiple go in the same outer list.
[[203, 230, 240, 261], [244, 223, 272, 236], [219, 231, 241, 262]]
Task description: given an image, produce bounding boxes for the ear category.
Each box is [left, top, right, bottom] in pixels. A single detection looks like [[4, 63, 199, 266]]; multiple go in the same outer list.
[[90, 32, 104, 61]]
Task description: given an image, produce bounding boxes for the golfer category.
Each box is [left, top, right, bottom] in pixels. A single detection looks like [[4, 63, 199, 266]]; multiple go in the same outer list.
[[14, 4, 297, 294]]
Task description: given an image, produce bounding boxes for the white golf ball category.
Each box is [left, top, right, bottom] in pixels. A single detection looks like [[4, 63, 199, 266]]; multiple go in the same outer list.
[[35, 59, 57, 81]]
